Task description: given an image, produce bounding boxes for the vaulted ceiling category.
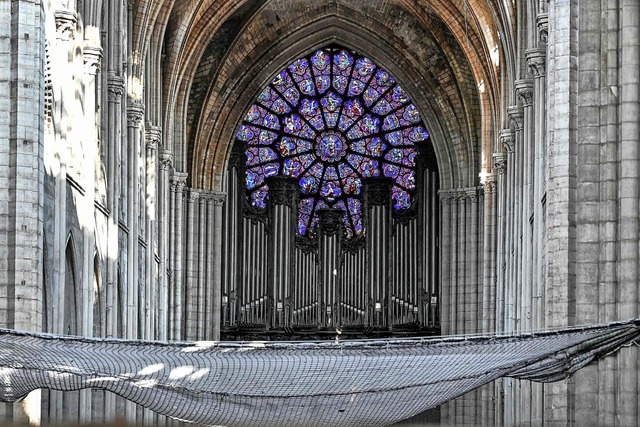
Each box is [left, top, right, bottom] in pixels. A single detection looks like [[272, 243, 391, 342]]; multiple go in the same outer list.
[[128, 0, 516, 191]]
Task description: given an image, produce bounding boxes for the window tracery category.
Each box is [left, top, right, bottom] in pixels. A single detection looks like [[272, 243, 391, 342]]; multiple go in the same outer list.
[[236, 46, 430, 238]]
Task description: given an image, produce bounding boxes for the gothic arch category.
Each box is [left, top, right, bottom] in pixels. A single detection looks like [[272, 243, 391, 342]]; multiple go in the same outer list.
[[189, 14, 483, 192]]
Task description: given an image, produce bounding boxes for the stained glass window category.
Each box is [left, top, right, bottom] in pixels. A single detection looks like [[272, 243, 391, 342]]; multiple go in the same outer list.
[[236, 46, 430, 238]]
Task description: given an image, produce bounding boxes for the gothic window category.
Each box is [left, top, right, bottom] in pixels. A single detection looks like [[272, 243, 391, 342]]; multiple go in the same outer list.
[[236, 46, 430, 238]]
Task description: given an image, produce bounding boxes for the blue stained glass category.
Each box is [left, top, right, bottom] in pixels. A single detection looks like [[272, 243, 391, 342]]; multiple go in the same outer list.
[[348, 80, 366, 97], [320, 181, 341, 201], [372, 98, 392, 115], [238, 46, 431, 237], [299, 176, 319, 194], [289, 58, 309, 76], [383, 163, 400, 179], [236, 125, 255, 141], [392, 187, 411, 209], [334, 51, 354, 70], [299, 198, 314, 214], [251, 187, 269, 209], [311, 50, 330, 70], [282, 159, 302, 177], [406, 126, 429, 142]]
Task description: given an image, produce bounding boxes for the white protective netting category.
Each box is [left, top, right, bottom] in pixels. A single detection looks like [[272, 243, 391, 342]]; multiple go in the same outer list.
[[0, 319, 638, 427]]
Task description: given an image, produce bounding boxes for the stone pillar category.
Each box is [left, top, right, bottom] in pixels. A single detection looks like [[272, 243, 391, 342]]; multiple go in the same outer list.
[[197, 194, 207, 339], [527, 45, 547, 427], [169, 172, 187, 340], [106, 75, 124, 343], [185, 189, 199, 340], [79, 42, 102, 425], [364, 177, 393, 329], [210, 192, 225, 340], [126, 102, 144, 342], [145, 126, 160, 339], [265, 177, 297, 329], [317, 208, 343, 329], [481, 175, 496, 427], [157, 150, 172, 341], [439, 191, 453, 335]]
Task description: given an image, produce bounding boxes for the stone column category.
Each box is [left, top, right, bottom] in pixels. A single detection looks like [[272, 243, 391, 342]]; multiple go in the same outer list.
[[157, 150, 172, 341], [265, 177, 297, 329], [126, 102, 144, 341], [364, 177, 393, 329], [526, 45, 547, 427], [184, 189, 199, 340], [106, 75, 124, 342], [618, 2, 640, 426], [481, 174, 496, 427], [79, 42, 102, 425], [197, 194, 207, 339], [169, 172, 187, 340], [145, 126, 160, 339], [210, 192, 225, 340], [439, 191, 453, 335]]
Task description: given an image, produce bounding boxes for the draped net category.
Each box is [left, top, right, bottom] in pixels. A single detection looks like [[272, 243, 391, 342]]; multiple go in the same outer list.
[[0, 319, 639, 427]]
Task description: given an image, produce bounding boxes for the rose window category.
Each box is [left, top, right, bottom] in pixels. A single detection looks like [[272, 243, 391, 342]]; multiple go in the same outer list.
[[236, 46, 430, 238]]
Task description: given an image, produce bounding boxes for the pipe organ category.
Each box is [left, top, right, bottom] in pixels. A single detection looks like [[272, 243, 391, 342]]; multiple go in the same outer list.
[[221, 155, 440, 339]]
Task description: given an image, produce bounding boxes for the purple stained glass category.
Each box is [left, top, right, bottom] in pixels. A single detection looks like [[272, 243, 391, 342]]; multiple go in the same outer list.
[[237, 46, 431, 237]]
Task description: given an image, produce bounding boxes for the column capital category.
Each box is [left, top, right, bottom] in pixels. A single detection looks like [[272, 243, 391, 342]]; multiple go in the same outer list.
[[318, 208, 344, 237], [187, 189, 200, 203], [211, 191, 226, 206], [537, 13, 549, 44], [54, 9, 77, 41], [265, 176, 298, 208], [507, 106, 524, 132], [499, 128, 515, 153], [466, 187, 480, 202], [146, 125, 162, 151], [515, 79, 534, 107], [363, 177, 394, 207], [107, 74, 125, 102], [483, 175, 497, 193], [525, 47, 546, 78], [493, 152, 508, 174], [127, 102, 145, 126], [159, 150, 173, 171], [83, 45, 102, 75], [170, 172, 188, 192], [438, 190, 456, 205]]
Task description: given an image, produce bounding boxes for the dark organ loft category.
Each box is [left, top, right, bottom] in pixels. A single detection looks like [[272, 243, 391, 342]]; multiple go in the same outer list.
[[220, 46, 440, 340]]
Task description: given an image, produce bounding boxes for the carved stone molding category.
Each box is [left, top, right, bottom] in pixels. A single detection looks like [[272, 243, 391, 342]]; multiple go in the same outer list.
[[525, 47, 546, 78], [159, 150, 173, 171], [170, 172, 188, 193], [83, 45, 103, 76], [515, 79, 534, 107], [438, 190, 455, 205], [211, 192, 226, 206], [483, 175, 497, 193], [54, 9, 77, 41], [318, 208, 344, 237], [146, 125, 162, 151], [466, 187, 479, 203], [187, 189, 200, 203], [127, 102, 145, 126], [363, 177, 394, 207], [499, 129, 515, 153], [107, 74, 125, 102], [537, 13, 549, 44], [507, 106, 524, 132], [493, 152, 508, 174], [265, 176, 298, 208]]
